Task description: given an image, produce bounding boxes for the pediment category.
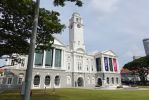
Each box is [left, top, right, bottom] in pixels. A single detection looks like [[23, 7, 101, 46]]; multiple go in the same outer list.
[[76, 48, 85, 53], [53, 37, 65, 47], [101, 50, 117, 57]]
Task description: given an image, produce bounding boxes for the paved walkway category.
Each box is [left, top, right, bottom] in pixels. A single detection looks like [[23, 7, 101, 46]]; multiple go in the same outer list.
[[94, 87, 149, 90], [76, 87, 149, 91]]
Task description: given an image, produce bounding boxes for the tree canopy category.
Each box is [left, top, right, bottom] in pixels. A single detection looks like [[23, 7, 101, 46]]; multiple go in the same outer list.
[[53, 0, 82, 7], [0, 0, 82, 57], [124, 56, 149, 85]]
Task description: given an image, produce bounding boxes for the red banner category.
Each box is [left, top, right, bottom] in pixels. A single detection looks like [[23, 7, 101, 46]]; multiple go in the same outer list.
[[113, 58, 118, 72]]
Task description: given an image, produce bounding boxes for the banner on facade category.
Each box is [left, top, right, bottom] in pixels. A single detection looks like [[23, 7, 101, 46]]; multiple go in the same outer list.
[[109, 58, 113, 71], [113, 58, 118, 72], [96, 58, 101, 71], [104, 57, 109, 71]]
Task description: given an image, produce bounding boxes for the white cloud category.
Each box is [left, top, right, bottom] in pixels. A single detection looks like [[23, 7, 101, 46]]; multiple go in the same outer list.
[[89, 50, 99, 55], [90, 0, 119, 15]]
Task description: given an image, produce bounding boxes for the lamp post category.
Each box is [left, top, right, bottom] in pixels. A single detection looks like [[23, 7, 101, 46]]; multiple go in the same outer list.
[[23, 0, 40, 100]]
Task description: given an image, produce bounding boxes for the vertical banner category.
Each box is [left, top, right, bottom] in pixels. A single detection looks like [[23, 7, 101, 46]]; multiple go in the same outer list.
[[96, 58, 101, 71], [113, 58, 118, 72], [104, 57, 109, 71], [109, 58, 113, 71]]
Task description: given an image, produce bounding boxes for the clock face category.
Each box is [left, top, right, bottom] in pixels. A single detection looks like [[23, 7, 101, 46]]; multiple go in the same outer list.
[[77, 24, 81, 28]]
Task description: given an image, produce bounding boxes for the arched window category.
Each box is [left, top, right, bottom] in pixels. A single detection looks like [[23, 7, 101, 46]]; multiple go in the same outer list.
[[107, 77, 109, 84], [34, 75, 40, 85], [55, 76, 60, 86], [45, 75, 50, 86], [116, 78, 119, 84], [112, 77, 114, 84]]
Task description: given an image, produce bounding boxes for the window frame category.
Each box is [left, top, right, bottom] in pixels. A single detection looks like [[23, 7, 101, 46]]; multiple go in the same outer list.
[[55, 76, 60, 86], [45, 49, 53, 67], [7, 77, 13, 85], [54, 49, 62, 67], [45, 75, 51, 86], [18, 77, 23, 85], [34, 75, 40, 86], [34, 50, 44, 66]]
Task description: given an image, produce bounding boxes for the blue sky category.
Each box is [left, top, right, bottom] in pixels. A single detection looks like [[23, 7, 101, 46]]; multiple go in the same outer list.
[[0, 0, 149, 67]]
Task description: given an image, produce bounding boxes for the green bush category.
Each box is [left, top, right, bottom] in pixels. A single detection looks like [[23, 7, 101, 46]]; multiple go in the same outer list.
[[117, 85, 123, 88]]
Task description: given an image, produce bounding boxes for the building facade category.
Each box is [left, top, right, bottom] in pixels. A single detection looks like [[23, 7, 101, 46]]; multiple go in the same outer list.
[[143, 38, 149, 56], [0, 13, 121, 89]]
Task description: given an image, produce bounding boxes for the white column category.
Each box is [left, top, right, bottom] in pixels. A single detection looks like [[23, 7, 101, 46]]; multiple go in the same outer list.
[[102, 56, 105, 72], [52, 48, 55, 68], [42, 50, 46, 68], [33, 54, 35, 68], [61, 50, 64, 69], [73, 53, 76, 72]]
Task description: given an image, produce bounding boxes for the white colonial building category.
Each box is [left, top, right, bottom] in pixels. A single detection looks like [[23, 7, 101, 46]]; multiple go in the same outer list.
[[0, 13, 121, 89]]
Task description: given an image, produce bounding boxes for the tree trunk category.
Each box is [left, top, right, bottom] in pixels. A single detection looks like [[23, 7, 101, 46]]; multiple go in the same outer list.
[[23, 0, 40, 100]]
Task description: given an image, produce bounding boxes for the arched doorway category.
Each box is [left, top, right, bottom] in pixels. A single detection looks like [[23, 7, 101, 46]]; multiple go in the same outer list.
[[97, 78, 102, 87], [77, 77, 84, 87]]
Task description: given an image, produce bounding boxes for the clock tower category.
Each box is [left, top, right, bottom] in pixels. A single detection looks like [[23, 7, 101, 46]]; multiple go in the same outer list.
[[69, 12, 85, 53]]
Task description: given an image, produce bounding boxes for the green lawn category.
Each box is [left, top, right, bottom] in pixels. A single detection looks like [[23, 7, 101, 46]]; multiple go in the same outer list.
[[138, 86, 149, 88], [1, 88, 149, 100]]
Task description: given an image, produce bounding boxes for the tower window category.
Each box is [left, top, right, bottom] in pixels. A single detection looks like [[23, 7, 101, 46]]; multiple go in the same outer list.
[[87, 65, 88, 71], [68, 63, 70, 70], [78, 41, 80, 45], [76, 18, 79, 22], [70, 24, 73, 29]]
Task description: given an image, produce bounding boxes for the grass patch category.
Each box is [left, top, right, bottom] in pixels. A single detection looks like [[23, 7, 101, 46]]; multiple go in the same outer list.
[[1, 88, 149, 100], [138, 86, 149, 88]]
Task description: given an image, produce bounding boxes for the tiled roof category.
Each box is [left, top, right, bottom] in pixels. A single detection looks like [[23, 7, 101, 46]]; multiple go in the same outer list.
[[121, 68, 131, 73]]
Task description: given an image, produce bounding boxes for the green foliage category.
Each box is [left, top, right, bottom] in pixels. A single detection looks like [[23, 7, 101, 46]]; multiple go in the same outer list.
[[124, 56, 149, 85], [0, 0, 65, 56], [53, 0, 83, 7], [117, 85, 123, 88]]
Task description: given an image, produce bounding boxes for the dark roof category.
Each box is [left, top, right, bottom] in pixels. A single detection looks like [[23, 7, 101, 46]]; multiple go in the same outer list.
[[121, 68, 131, 73]]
